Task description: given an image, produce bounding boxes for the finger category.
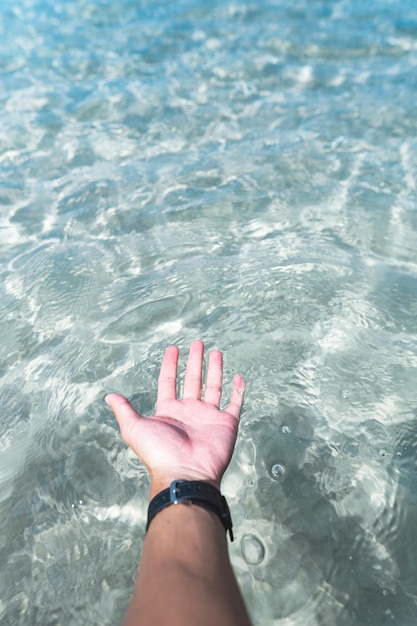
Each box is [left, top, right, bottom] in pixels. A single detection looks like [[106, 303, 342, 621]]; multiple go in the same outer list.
[[224, 373, 245, 420], [104, 393, 143, 446], [183, 339, 204, 400], [157, 345, 179, 402], [203, 349, 223, 407]]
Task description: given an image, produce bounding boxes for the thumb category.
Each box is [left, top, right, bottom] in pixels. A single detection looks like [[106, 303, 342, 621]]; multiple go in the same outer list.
[[105, 393, 144, 446]]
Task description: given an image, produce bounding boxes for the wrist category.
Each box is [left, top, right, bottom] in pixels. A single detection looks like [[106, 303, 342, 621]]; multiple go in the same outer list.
[[149, 471, 220, 500], [147, 479, 234, 541]]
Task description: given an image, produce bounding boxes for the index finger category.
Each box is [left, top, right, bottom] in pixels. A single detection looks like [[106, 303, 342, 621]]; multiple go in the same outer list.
[[157, 345, 179, 402]]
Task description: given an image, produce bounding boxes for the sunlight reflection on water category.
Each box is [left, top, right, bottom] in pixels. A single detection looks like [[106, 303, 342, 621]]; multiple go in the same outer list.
[[2, 0, 417, 624]]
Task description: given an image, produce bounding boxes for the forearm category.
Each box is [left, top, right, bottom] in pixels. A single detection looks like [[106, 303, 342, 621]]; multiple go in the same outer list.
[[106, 342, 250, 625], [123, 503, 252, 626]]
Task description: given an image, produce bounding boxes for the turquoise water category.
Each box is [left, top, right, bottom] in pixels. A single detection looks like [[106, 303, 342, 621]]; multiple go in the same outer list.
[[2, 0, 417, 624]]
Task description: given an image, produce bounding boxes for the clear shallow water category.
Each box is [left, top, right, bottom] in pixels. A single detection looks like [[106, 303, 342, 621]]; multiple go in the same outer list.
[[2, 0, 417, 624]]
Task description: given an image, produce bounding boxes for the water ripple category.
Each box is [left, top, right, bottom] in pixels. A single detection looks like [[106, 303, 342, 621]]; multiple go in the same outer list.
[[2, 0, 417, 624]]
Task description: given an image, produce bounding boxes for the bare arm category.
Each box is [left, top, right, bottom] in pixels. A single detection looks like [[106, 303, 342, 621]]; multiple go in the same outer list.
[[105, 340, 252, 626]]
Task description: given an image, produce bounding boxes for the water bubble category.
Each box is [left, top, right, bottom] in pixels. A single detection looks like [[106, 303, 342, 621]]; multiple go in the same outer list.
[[378, 449, 390, 458], [281, 425, 291, 435], [270, 463, 286, 479], [241, 534, 265, 565], [342, 390, 350, 399]]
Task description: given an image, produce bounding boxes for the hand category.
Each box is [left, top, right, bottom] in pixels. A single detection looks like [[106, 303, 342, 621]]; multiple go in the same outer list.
[[105, 340, 245, 499]]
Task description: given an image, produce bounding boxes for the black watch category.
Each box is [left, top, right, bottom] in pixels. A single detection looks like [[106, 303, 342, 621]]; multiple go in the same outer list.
[[146, 480, 234, 541]]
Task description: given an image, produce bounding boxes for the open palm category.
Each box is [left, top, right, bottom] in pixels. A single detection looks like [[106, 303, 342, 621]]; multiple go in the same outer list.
[[105, 341, 245, 497]]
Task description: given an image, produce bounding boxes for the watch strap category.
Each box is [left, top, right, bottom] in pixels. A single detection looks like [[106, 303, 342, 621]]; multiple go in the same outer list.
[[146, 480, 234, 541]]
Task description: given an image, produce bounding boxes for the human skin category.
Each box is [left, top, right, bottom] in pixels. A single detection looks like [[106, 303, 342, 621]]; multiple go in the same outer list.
[[105, 340, 252, 626]]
